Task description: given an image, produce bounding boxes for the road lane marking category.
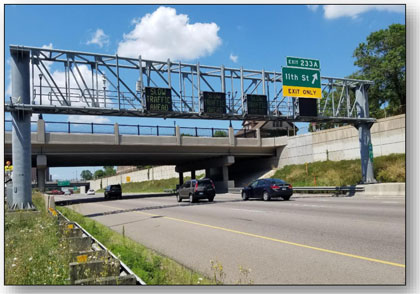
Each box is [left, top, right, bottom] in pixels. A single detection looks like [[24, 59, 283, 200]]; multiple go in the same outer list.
[[92, 202, 405, 269], [231, 208, 265, 213]]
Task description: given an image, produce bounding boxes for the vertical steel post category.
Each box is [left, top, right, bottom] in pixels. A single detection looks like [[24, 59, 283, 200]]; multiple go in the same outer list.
[[221, 65, 225, 93], [10, 47, 34, 210], [116, 54, 121, 109], [196, 63, 201, 113], [179, 61, 182, 111], [355, 84, 376, 184], [191, 66, 195, 112], [240, 67, 244, 114], [138, 55, 145, 110]]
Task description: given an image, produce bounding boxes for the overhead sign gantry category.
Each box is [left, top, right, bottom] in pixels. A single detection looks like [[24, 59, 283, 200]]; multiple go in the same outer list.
[[6, 45, 377, 210]]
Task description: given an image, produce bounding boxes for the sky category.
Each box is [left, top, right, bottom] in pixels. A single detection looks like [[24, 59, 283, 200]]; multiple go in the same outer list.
[[3, 4, 405, 180]]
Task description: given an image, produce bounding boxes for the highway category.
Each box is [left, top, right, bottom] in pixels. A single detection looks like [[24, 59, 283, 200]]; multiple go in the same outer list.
[[59, 193, 405, 285]]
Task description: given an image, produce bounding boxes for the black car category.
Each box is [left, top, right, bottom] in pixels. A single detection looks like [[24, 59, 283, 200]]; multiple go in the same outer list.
[[241, 178, 293, 201], [104, 184, 122, 199], [177, 178, 216, 203]]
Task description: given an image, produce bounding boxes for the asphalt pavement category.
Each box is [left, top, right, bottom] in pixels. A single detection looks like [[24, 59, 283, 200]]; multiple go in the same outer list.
[[61, 192, 405, 285]]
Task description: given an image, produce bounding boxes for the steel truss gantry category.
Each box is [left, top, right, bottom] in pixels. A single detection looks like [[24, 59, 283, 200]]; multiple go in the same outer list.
[[6, 45, 375, 124], [6, 45, 377, 210]]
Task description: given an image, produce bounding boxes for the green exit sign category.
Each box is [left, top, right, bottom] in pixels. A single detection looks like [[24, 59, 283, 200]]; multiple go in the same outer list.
[[282, 67, 322, 99], [58, 180, 70, 186], [286, 57, 320, 70]]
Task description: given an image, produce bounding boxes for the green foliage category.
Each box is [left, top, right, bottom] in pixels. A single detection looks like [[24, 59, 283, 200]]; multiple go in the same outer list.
[[93, 169, 105, 179], [96, 176, 198, 193], [5, 193, 71, 285], [213, 130, 228, 137], [57, 206, 213, 285], [80, 170, 93, 181], [350, 24, 406, 118], [272, 153, 405, 186], [103, 166, 116, 177]]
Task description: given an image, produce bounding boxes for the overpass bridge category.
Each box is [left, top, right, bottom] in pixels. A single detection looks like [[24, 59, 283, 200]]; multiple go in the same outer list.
[[5, 119, 286, 192]]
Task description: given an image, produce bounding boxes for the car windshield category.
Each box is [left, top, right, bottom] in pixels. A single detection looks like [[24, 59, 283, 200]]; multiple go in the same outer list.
[[269, 179, 286, 185]]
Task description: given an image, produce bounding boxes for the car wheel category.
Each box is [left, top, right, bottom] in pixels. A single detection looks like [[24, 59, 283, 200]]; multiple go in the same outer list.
[[119, 194, 123, 199], [208, 197, 214, 202], [176, 194, 182, 202], [189, 193, 195, 203], [283, 196, 291, 201], [242, 191, 249, 201], [263, 191, 271, 201]]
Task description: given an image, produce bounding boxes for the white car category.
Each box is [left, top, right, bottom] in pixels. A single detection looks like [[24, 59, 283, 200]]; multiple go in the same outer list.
[[87, 189, 95, 195]]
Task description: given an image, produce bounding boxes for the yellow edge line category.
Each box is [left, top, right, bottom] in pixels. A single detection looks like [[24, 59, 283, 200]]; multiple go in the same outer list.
[[94, 203, 405, 268]]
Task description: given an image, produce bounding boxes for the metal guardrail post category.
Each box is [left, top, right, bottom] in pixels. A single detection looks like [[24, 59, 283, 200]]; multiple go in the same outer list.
[[195, 127, 198, 137], [137, 124, 140, 136], [156, 125, 159, 136], [91, 123, 94, 134], [68, 121, 71, 133]]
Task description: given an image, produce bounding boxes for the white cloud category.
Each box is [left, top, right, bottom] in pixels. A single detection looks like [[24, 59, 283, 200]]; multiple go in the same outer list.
[[67, 115, 111, 124], [229, 53, 238, 63], [117, 6, 222, 61], [307, 5, 319, 12], [323, 5, 404, 19], [87, 29, 110, 48]]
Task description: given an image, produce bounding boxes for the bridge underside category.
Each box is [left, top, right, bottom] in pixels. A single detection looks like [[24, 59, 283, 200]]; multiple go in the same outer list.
[[4, 144, 275, 167]]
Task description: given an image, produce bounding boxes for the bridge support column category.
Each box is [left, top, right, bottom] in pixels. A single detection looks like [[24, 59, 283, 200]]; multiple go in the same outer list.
[[36, 155, 47, 192], [191, 170, 196, 180], [10, 47, 34, 210], [355, 84, 376, 184], [178, 172, 184, 186]]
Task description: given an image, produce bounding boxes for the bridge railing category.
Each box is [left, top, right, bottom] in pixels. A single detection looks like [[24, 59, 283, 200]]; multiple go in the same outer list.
[[5, 120, 243, 138]]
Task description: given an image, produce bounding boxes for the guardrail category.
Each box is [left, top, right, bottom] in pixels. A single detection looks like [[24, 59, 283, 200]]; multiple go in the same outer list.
[[293, 186, 364, 195], [53, 206, 146, 285], [4, 120, 243, 138], [228, 186, 365, 195]]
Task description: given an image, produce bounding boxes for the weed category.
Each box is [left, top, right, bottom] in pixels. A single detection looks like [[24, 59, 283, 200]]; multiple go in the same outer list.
[[5, 192, 71, 285], [57, 206, 213, 285]]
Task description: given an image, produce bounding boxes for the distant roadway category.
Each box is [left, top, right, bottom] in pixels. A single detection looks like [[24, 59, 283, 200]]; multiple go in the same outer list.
[[57, 192, 405, 285]]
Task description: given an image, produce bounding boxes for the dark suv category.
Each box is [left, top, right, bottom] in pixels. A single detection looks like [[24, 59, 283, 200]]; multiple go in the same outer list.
[[177, 178, 216, 203], [104, 184, 122, 199]]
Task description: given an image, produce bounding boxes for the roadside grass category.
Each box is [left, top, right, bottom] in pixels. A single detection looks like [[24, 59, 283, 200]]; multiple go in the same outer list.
[[5, 192, 71, 285], [96, 174, 204, 193], [57, 205, 214, 285], [272, 153, 405, 186]]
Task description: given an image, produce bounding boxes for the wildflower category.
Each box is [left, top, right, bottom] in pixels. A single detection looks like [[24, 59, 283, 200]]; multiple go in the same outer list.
[[29, 257, 33, 261], [199, 278, 203, 281], [12, 264, 16, 267], [13, 257, 18, 261]]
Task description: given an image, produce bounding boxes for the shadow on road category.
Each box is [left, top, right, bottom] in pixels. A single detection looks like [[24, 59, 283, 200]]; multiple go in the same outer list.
[[55, 192, 176, 206]]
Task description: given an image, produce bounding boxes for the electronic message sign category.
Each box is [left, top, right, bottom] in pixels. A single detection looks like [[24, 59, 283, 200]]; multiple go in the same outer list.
[[145, 87, 172, 112], [202, 91, 226, 114], [246, 94, 268, 116], [299, 98, 318, 117]]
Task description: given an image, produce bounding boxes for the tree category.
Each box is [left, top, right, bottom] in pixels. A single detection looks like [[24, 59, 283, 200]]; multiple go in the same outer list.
[[80, 170, 93, 181], [350, 24, 405, 118], [93, 169, 105, 179], [103, 166, 116, 177]]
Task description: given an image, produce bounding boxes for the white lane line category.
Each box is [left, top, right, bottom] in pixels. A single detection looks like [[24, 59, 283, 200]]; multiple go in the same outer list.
[[231, 208, 266, 213]]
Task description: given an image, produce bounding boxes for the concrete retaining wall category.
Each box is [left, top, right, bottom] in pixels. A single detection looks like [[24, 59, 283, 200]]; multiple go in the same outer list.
[[278, 114, 405, 167], [89, 166, 204, 190]]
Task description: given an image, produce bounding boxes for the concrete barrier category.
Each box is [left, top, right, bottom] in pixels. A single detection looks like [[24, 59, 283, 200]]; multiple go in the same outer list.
[[359, 183, 405, 197]]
